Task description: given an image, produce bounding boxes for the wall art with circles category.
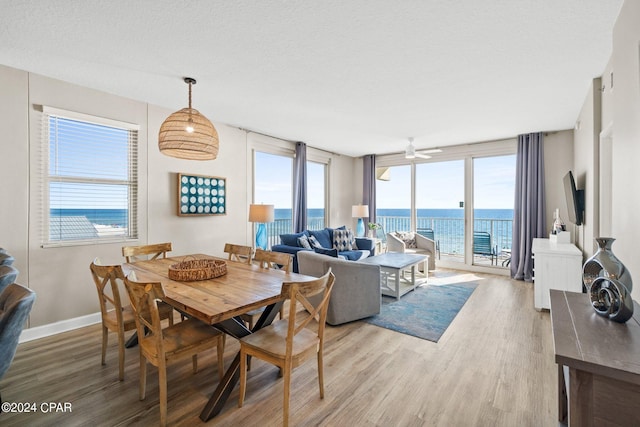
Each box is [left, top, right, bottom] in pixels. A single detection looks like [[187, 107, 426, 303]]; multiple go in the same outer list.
[[177, 173, 226, 216]]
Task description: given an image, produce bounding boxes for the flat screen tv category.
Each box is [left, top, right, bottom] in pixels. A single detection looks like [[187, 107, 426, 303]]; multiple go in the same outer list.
[[563, 171, 584, 226]]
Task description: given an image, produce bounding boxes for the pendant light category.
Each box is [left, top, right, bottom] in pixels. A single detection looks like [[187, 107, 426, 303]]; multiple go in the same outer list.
[[158, 77, 219, 160]]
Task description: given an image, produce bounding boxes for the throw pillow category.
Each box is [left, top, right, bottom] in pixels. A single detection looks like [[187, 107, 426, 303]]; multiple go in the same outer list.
[[395, 231, 418, 248], [308, 235, 324, 249], [280, 231, 308, 247], [314, 247, 339, 257], [308, 228, 332, 249], [332, 229, 353, 251], [297, 235, 312, 249]]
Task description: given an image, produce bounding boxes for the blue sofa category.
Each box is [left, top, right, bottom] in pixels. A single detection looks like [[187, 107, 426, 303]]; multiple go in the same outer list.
[[272, 227, 374, 273]]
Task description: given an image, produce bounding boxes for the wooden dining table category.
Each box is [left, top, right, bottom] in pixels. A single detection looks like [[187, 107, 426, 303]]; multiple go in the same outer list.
[[122, 253, 316, 422]]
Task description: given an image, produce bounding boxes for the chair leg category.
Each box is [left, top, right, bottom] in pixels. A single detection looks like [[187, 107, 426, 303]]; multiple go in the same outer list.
[[117, 328, 125, 381], [282, 364, 291, 427], [238, 349, 247, 407], [139, 354, 147, 400], [158, 362, 168, 427], [192, 354, 198, 374], [317, 351, 324, 399], [101, 326, 108, 366], [168, 309, 174, 326]]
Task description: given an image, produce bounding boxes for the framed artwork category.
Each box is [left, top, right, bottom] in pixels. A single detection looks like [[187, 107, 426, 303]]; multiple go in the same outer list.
[[178, 173, 226, 216]]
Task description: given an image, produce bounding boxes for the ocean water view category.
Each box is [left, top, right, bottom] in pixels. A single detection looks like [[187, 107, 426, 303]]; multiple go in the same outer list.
[[51, 207, 514, 258]]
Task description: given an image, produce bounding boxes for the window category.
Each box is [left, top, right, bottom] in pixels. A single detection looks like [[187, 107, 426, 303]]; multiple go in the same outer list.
[[254, 150, 293, 246], [376, 165, 412, 232], [306, 160, 326, 230], [42, 107, 139, 246]]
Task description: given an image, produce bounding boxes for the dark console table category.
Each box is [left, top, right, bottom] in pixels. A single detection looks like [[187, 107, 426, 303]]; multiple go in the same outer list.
[[550, 289, 640, 426]]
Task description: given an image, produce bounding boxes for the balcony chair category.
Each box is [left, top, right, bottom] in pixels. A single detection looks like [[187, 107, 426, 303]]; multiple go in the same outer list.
[[122, 242, 172, 263], [0, 283, 36, 405], [224, 243, 253, 265], [89, 259, 174, 381], [416, 228, 441, 260], [473, 231, 498, 265], [238, 270, 335, 427], [386, 231, 436, 271], [0, 265, 19, 295], [124, 273, 225, 427]]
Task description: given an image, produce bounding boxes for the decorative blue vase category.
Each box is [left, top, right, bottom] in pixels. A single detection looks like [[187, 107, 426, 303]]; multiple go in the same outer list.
[[255, 223, 268, 250], [356, 218, 365, 237]]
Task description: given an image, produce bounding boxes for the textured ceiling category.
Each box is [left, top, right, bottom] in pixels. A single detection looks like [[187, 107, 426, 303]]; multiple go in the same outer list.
[[0, 1, 623, 156]]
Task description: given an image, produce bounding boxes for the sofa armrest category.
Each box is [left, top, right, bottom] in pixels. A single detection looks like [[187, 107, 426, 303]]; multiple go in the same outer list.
[[386, 232, 405, 253], [355, 237, 374, 253]]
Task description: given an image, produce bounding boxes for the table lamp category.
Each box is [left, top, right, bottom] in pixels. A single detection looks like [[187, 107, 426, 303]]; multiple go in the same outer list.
[[352, 204, 369, 237], [249, 204, 275, 250]]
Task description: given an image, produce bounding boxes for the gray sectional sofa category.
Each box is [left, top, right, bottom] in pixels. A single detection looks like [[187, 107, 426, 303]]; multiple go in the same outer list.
[[297, 250, 381, 325]]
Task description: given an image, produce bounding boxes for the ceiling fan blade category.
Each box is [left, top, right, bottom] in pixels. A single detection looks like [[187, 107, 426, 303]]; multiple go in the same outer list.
[[415, 153, 432, 159], [416, 148, 443, 155]]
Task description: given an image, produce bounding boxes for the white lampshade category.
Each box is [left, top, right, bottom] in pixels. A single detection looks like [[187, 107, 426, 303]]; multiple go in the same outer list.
[[249, 204, 275, 223], [351, 204, 369, 218]]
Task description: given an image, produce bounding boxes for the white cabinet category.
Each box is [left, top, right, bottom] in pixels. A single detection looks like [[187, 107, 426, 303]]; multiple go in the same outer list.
[[532, 238, 582, 310]]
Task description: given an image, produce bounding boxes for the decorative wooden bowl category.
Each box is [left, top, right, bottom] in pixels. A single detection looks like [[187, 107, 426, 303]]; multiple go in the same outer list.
[[168, 258, 227, 281]]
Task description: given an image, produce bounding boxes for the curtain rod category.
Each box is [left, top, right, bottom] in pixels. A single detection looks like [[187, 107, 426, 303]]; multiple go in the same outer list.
[[240, 128, 342, 157]]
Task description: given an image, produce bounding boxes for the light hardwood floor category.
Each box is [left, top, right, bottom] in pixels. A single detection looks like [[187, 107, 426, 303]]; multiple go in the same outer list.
[[0, 270, 557, 426]]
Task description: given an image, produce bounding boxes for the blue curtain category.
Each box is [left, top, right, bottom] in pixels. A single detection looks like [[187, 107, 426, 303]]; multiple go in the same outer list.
[[363, 155, 376, 224], [511, 132, 546, 281], [292, 142, 307, 232]]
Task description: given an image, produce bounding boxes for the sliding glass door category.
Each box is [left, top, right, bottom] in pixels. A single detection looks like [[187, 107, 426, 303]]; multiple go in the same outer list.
[[416, 160, 465, 263]]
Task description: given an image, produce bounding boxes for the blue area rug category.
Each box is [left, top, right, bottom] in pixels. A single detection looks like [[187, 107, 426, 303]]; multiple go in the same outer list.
[[365, 282, 478, 342]]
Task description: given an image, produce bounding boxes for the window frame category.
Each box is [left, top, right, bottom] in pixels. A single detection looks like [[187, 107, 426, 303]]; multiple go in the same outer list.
[[41, 106, 140, 247]]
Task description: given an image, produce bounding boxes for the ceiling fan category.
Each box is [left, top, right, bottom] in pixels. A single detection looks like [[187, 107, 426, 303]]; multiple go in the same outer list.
[[404, 137, 442, 159]]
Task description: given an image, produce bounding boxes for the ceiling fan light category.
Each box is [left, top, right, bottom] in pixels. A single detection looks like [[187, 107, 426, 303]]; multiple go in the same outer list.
[[158, 77, 219, 160]]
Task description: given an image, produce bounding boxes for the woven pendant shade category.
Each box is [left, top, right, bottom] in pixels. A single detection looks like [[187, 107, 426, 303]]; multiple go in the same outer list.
[[158, 77, 219, 160]]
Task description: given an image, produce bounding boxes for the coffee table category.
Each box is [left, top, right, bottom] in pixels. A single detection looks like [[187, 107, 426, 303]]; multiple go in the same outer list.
[[360, 252, 428, 299]]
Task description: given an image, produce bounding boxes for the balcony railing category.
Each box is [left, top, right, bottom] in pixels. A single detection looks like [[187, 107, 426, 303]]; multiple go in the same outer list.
[[263, 215, 513, 265], [264, 217, 325, 248], [380, 215, 513, 258]]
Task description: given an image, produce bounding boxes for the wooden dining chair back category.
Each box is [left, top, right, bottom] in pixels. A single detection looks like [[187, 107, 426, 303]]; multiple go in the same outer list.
[[122, 242, 172, 263], [253, 249, 292, 273], [240, 250, 293, 331], [90, 259, 173, 381], [238, 269, 335, 427], [123, 274, 225, 427], [223, 243, 253, 265]]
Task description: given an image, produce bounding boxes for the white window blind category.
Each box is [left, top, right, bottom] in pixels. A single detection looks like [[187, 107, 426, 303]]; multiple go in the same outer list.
[[41, 106, 139, 246]]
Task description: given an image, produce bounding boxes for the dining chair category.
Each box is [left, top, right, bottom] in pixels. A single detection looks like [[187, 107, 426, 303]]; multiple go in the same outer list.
[[89, 259, 174, 381], [122, 242, 172, 263], [0, 265, 19, 295], [0, 283, 36, 405], [123, 273, 225, 427], [223, 243, 253, 265], [238, 269, 335, 427], [240, 249, 292, 330]]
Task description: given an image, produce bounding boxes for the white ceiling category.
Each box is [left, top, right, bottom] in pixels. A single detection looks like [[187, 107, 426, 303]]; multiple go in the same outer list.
[[0, 1, 623, 157]]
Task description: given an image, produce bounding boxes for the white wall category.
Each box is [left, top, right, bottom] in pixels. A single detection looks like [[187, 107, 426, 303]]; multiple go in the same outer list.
[[0, 64, 356, 330], [610, 0, 640, 302], [573, 78, 602, 255], [543, 131, 574, 240], [572, 0, 640, 302]]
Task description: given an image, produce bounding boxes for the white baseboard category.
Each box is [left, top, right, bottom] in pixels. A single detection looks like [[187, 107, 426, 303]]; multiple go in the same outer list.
[[20, 312, 102, 343]]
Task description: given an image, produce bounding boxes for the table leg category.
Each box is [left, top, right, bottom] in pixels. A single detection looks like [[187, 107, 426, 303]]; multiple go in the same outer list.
[[199, 301, 282, 422], [394, 270, 400, 300]]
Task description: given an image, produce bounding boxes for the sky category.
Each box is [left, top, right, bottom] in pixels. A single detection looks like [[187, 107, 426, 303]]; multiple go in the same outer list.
[[377, 155, 516, 210], [256, 151, 517, 213]]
